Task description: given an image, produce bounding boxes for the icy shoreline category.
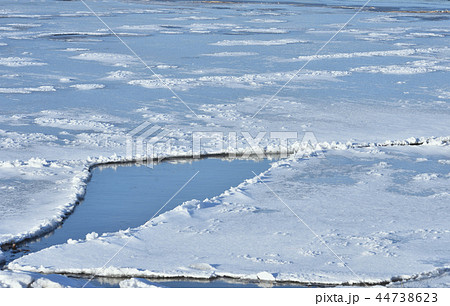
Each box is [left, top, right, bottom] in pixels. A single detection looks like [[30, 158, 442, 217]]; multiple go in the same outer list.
[[6, 139, 450, 287], [1, 135, 448, 248], [7, 262, 450, 287]]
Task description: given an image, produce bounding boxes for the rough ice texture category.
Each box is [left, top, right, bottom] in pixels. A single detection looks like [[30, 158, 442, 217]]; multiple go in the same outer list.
[[0, 270, 94, 288], [292, 48, 446, 61], [0, 86, 55, 94], [70, 84, 105, 90], [202, 52, 259, 57], [9, 145, 450, 285], [71, 52, 136, 67], [211, 39, 307, 46], [0, 159, 91, 245], [128, 69, 350, 90], [1, 0, 450, 287], [0, 57, 47, 67], [119, 278, 165, 288]]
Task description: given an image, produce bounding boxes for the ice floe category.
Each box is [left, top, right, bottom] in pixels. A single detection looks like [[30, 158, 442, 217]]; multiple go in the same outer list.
[[351, 60, 449, 75], [70, 84, 105, 90], [202, 52, 259, 57], [211, 39, 307, 46], [0, 86, 55, 94], [71, 52, 136, 67], [0, 270, 94, 288], [1, 0, 449, 288], [8, 145, 450, 286], [128, 69, 349, 90], [0, 57, 47, 67]]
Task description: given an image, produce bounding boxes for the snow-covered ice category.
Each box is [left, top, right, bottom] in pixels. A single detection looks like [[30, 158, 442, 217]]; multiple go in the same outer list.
[[119, 278, 165, 288], [0, 269, 94, 288], [8, 144, 450, 285], [0, 0, 449, 287], [70, 84, 105, 90], [71, 52, 136, 67], [0, 57, 46, 67], [202, 52, 259, 57], [211, 39, 308, 46], [0, 85, 55, 94]]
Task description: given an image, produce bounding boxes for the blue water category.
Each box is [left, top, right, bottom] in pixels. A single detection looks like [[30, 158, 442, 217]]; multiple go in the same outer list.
[[2, 157, 281, 287], [13, 158, 272, 257]]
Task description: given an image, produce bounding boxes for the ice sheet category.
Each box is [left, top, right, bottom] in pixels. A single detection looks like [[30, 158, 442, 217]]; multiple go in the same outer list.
[[0, 0, 449, 287], [9, 145, 450, 285]]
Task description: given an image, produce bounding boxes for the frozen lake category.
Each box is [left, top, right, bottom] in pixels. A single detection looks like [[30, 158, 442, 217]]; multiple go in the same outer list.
[[1, 0, 449, 289]]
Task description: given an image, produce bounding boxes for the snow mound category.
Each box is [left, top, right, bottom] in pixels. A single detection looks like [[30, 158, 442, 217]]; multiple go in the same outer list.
[[86, 232, 99, 241], [257, 271, 276, 282], [189, 263, 216, 271], [67, 239, 77, 244], [0, 271, 33, 288], [119, 278, 165, 288]]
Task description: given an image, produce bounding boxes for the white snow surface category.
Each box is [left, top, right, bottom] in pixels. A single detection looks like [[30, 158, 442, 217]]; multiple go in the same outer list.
[[0, 269, 94, 288], [0, 57, 46, 67], [211, 39, 307, 46], [9, 145, 450, 285], [292, 48, 447, 61], [202, 52, 259, 57], [70, 84, 105, 90], [119, 278, 165, 288], [71, 52, 136, 67], [0, 85, 55, 94], [0, 159, 90, 245], [1, 0, 449, 287]]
